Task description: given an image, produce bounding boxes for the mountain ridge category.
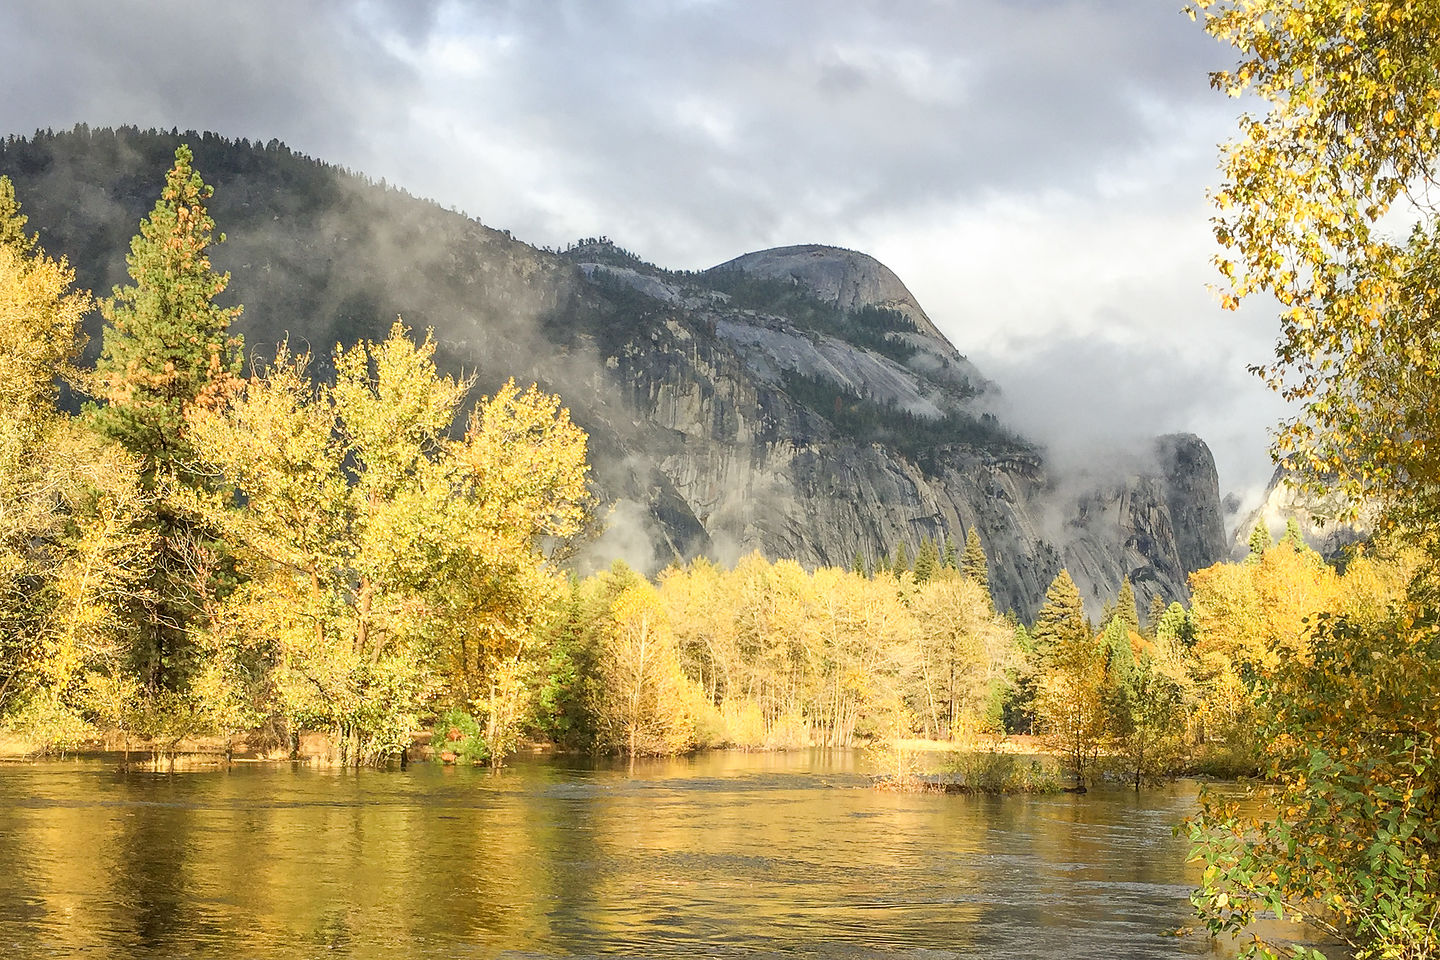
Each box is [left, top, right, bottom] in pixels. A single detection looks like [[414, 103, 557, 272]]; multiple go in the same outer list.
[[0, 125, 1230, 619]]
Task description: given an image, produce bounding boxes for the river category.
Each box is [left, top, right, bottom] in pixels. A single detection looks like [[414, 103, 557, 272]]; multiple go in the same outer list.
[[0, 749, 1257, 958]]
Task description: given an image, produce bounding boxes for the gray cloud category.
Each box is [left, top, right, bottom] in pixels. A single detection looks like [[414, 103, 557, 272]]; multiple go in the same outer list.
[[975, 330, 1288, 534], [0, 0, 1283, 509]]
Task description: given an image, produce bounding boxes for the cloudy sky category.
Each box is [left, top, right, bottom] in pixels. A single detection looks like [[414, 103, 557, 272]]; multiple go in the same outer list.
[[3, 0, 1288, 525]]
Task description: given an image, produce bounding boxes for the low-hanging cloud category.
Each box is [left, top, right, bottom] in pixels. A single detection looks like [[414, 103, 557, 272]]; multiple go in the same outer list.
[[975, 330, 1288, 533]]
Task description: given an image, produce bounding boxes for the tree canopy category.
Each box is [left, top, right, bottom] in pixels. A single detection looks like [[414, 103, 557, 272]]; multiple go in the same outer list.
[[1193, 0, 1440, 542], [1189, 1, 1440, 954]]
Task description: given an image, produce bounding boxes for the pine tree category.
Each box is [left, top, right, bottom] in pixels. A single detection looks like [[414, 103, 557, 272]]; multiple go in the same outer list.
[[1111, 578, 1139, 635], [1247, 520, 1273, 561], [1154, 602, 1194, 649], [1146, 592, 1167, 640], [851, 550, 868, 577], [1031, 569, 1088, 666], [961, 528, 990, 593], [90, 144, 243, 472], [1280, 517, 1306, 550], [942, 533, 959, 570], [913, 538, 939, 583], [1100, 616, 1135, 685], [893, 541, 911, 575], [0, 177, 37, 255], [87, 145, 243, 693]]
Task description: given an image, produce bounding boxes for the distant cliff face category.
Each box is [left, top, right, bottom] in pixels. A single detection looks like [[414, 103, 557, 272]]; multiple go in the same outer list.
[[712, 244, 948, 342], [1231, 468, 1373, 560], [1, 127, 1230, 620]]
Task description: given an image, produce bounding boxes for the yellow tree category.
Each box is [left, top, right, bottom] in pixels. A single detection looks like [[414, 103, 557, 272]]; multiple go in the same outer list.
[[910, 576, 1014, 740], [440, 379, 591, 762], [1183, 2, 1440, 929], [658, 557, 738, 706], [594, 579, 698, 759], [189, 324, 590, 764], [0, 178, 152, 748], [1189, 543, 1340, 772], [1193, 0, 1440, 539], [1034, 627, 1107, 790]]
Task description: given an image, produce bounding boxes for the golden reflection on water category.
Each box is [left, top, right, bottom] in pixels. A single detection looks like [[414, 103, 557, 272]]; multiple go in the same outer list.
[[0, 751, 1247, 958]]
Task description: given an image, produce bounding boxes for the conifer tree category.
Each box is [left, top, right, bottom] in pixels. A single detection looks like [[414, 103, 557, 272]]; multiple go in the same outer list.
[[0, 177, 36, 255], [1111, 578, 1140, 635], [961, 528, 990, 593], [942, 534, 959, 570], [91, 144, 243, 471], [87, 145, 243, 692], [1280, 517, 1306, 550], [892, 541, 911, 575], [851, 550, 867, 577], [1100, 616, 1135, 684], [913, 538, 939, 583], [1031, 569, 1088, 666], [1146, 592, 1167, 640], [1246, 520, 1273, 561]]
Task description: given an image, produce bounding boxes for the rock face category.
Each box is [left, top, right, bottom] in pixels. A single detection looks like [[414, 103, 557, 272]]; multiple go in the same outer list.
[[713, 244, 948, 341], [1231, 468, 1373, 560], [1, 127, 1231, 621]]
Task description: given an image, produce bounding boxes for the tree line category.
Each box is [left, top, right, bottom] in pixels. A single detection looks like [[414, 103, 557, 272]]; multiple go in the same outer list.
[[0, 148, 591, 765], [0, 146, 1416, 820]]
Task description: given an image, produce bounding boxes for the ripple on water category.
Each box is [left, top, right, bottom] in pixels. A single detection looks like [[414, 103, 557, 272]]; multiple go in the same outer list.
[[0, 755, 1258, 959]]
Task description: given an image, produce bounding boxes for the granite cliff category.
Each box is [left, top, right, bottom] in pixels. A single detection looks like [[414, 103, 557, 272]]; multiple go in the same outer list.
[[1, 126, 1229, 619], [1231, 468, 1373, 560]]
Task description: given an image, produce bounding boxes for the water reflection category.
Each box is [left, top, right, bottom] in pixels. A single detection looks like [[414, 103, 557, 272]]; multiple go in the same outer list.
[[0, 751, 1243, 958]]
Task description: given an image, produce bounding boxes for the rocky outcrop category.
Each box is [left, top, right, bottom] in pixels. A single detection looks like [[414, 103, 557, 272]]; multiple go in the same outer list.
[[712, 243, 948, 342], [1, 127, 1232, 622], [1156, 434, 1229, 575], [1231, 468, 1373, 560]]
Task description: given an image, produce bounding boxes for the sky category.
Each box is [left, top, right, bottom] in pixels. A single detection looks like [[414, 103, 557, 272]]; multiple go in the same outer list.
[[2, 0, 1289, 528]]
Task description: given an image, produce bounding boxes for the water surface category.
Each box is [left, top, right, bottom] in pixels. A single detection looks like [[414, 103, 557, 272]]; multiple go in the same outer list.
[[0, 750, 1234, 958]]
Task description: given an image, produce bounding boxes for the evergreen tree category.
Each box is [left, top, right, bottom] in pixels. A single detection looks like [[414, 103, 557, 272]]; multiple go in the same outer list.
[[1111, 578, 1140, 635], [1100, 616, 1135, 684], [1154, 601, 1195, 649], [892, 541, 911, 575], [1146, 592, 1167, 641], [913, 538, 939, 583], [1031, 569, 1088, 666], [961, 528, 990, 593], [87, 145, 243, 692], [1247, 520, 1273, 561], [942, 533, 959, 570], [1280, 516, 1306, 550], [91, 144, 243, 469], [851, 550, 868, 578]]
